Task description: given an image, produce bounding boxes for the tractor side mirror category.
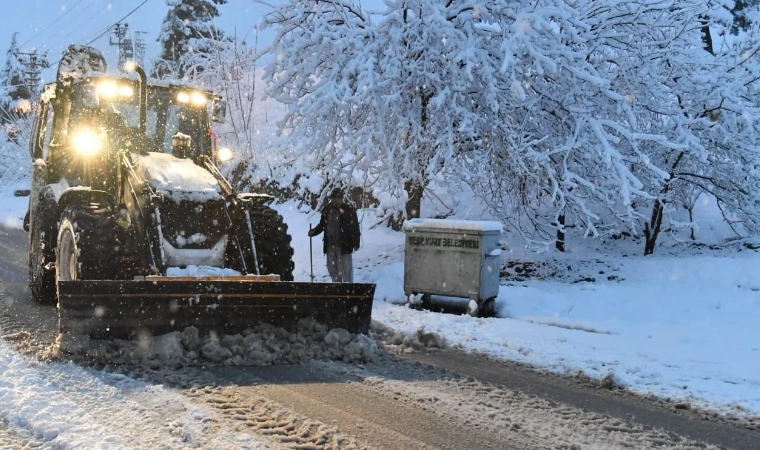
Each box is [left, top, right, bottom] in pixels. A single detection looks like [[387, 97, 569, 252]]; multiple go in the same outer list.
[[211, 98, 227, 123]]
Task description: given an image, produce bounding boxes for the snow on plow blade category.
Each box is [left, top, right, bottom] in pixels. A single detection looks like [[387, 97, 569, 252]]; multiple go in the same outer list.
[[57, 277, 376, 338]]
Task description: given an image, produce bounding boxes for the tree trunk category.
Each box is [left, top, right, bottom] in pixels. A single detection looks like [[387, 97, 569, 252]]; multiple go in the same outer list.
[[643, 151, 684, 255], [643, 200, 665, 255], [700, 17, 714, 55], [687, 205, 695, 240], [405, 180, 425, 220], [555, 213, 566, 252]]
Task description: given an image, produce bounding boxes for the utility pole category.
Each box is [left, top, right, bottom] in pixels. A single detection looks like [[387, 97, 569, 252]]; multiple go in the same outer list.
[[18, 50, 49, 96], [109, 22, 134, 72], [134, 31, 147, 67]]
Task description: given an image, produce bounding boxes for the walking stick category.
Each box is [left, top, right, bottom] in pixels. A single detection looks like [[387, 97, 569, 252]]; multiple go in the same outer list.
[[309, 224, 315, 281]]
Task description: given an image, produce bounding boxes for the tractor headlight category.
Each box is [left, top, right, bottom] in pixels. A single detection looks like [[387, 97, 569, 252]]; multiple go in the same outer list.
[[71, 128, 104, 156], [217, 147, 234, 162]]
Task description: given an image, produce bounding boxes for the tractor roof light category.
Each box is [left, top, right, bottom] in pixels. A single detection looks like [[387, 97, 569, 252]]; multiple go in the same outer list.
[[191, 92, 207, 105], [98, 81, 118, 98], [97, 80, 134, 99], [118, 85, 134, 97], [177, 91, 207, 106]]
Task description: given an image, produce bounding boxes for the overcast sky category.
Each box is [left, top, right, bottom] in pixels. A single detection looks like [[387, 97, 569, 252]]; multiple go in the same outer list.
[[1, 0, 276, 82]]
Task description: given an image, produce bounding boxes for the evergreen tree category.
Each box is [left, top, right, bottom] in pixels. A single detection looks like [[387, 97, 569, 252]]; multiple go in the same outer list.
[[0, 32, 32, 123], [154, 0, 227, 78]]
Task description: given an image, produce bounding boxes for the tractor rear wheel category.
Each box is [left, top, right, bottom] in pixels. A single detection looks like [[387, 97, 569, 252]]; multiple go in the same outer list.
[[29, 188, 57, 305]]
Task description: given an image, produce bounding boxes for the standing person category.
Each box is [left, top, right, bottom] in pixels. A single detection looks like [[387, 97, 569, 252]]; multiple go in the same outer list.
[[308, 188, 361, 282]]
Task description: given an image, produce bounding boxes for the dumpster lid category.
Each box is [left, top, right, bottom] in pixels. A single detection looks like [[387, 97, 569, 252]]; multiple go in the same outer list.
[[403, 218, 503, 233]]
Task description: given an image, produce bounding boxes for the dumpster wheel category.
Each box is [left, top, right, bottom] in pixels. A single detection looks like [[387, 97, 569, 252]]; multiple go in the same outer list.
[[468, 297, 497, 318], [478, 297, 497, 318], [407, 293, 432, 311]]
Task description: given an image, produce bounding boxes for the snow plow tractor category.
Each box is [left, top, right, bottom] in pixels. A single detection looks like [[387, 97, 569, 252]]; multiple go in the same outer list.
[[21, 45, 374, 344]]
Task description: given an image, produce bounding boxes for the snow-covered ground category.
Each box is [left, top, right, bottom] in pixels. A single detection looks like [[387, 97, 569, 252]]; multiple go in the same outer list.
[[0, 180, 27, 229], [0, 343, 270, 449], [2, 186, 760, 421], [276, 201, 760, 419]]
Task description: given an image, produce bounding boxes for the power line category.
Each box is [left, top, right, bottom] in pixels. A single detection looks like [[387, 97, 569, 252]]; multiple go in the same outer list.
[[46, 0, 153, 70], [18, 0, 87, 48], [33, 2, 103, 51], [84, 0, 152, 46]]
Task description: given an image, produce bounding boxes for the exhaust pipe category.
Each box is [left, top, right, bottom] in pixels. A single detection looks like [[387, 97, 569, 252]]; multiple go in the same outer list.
[[125, 62, 148, 154]]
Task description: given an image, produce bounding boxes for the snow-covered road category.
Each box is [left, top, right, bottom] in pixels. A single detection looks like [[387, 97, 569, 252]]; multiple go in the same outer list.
[[2, 187, 760, 448], [2, 221, 753, 449]]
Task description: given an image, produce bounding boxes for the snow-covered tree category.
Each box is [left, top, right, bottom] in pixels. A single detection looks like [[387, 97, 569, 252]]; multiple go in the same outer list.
[[462, 0, 760, 253], [154, 0, 228, 79], [0, 33, 32, 124], [0, 112, 33, 185], [178, 31, 287, 188], [259, 0, 515, 226], [259, 0, 760, 252], [730, 0, 760, 33]]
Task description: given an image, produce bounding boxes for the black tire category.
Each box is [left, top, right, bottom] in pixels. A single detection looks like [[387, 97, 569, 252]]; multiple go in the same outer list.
[[478, 297, 497, 318], [235, 204, 295, 280], [29, 188, 57, 305], [56, 204, 119, 282]]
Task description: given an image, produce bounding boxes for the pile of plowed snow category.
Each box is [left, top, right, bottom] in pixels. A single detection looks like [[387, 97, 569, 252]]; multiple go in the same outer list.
[[45, 319, 378, 369]]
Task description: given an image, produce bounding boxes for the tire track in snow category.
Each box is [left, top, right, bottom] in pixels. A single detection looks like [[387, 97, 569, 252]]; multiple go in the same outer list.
[[158, 355, 736, 450], [151, 363, 540, 449], [395, 348, 760, 450]]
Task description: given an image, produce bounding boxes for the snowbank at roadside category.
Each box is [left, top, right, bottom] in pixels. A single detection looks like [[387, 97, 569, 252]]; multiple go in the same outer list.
[[0, 181, 28, 229]]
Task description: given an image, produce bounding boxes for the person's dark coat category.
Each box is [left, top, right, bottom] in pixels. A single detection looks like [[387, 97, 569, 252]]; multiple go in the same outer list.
[[311, 203, 361, 255]]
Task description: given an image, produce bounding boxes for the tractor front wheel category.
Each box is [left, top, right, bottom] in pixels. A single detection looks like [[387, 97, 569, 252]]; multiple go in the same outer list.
[[235, 204, 295, 281]]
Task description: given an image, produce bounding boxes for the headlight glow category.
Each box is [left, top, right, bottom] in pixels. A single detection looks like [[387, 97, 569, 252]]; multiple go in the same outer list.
[[191, 92, 207, 105], [118, 85, 134, 97], [71, 128, 103, 155], [98, 81, 118, 98], [97, 81, 133, 98], [217, 147, 234, 162], [177, 91, 207, 105]]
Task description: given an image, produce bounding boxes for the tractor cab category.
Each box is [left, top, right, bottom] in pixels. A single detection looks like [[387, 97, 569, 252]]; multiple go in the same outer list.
[[35, 76, 218, 186]]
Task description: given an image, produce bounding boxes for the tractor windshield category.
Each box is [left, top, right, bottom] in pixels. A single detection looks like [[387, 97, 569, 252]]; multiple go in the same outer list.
[[69, 80, 211, 159]]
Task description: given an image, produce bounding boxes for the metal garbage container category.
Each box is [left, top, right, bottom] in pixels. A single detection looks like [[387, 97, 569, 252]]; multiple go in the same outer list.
[[403, 218, 503, 316]]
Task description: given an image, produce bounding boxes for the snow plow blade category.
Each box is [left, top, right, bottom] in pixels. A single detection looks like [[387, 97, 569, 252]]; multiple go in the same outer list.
[[57, 277, 375, 338]]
